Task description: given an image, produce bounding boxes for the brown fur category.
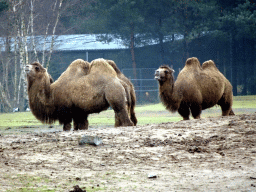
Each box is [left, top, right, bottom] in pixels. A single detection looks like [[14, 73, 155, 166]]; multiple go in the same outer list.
[[155, 57, 235, 120], [106, 59, 137, 126], [26, 59, 133, 131]]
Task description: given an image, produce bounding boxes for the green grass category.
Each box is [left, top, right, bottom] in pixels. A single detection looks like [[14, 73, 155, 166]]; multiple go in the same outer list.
[[232, 95, 256, 108], [5, 174, 56, 192], [1, 95, 256, 128]]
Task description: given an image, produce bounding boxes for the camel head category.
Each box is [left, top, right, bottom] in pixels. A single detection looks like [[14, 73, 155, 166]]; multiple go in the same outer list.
[[25, 62, 54, 83], [155, 66, 175, 83], [25, 62, 54, 94]]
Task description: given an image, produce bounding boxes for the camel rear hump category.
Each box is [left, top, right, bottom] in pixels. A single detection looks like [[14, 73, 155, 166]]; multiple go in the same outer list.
[[106, 60, 122, 74], [202, 60, 218, 70], [90, 58, 117, 76]]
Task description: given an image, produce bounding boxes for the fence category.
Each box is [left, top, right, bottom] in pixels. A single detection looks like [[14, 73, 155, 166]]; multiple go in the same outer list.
[[122, 68, 160, 104]]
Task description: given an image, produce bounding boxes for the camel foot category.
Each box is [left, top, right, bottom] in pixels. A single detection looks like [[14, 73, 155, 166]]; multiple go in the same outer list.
[[74, 122, 88, 130], [229, 109, 235, 115], [63, 123, 71, 131], [182, 117, 190, 120]]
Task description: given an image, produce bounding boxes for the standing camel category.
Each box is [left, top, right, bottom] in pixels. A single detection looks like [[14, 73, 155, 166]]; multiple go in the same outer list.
[[155, 57, 235, 120], [25, 59, 134, 131]]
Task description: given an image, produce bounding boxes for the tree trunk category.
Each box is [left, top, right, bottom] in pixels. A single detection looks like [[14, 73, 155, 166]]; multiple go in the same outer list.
[[46, 0, 63, 69], [129, 22, 138, 100], [30, 0, 39, 62], [241, 38, 248, 95], [4, 36, 11, 100], [0, 82, 11, 112], [158, 17, 165, 65], [130, 22, 137, 81], [19, 11, 29, 110], [248, 38, 256, 95], [13, 36, 18, 104], [230, 34, 237, 96], [42, 24, 50, 67], [183, 32, 189, 64]]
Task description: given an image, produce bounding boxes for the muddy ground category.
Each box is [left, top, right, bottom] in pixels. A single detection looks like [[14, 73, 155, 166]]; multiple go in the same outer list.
[[0, 113, 256, 192]]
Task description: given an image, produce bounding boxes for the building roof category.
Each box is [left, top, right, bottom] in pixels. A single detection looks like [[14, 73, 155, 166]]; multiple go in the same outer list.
[[1, 33, 182, 52], [54, 34, 129, 51], [0, 34, 129, 52]]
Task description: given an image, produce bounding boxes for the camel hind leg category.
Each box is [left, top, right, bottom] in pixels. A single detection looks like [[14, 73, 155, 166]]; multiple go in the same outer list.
[[130, 108, 137, 126], [113, 108, 134, 127], [218, 96, 233, 116], [105, 83, 134, 127], [220, 104, 233, 116]]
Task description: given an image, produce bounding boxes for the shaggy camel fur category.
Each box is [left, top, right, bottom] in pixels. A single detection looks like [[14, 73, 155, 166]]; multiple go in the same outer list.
[[155, 57, 235, 120], [106, 59, 137, 126], [25, 59, 133, 131]]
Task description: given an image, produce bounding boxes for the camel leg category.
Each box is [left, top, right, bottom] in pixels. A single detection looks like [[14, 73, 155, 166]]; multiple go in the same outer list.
[[60, 116, 72, 131], [73, 114, 89, 130], [218, 102, 232, 116], [63, 122, 72, 131], [126, 104, 137, 126], [114, 113, 121, 127], [59, 108, 72, 131], [218, 96, 234, 116], [190, 103, 202, 119], [114, 108, 134, 127], [178, 102, 190, 120], [220, 106, 232, 116], [111, 102, 133, 127], [105, 83, 134, 127], [130, 110, 137, 126]]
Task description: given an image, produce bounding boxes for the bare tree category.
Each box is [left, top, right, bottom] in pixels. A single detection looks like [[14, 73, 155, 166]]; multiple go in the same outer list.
[[46, 0, 63, 69], [0, 0, 65, 112]]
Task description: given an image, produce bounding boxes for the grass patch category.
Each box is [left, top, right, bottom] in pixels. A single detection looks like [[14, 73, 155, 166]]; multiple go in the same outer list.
[[135, 103, 165, 112], [1, 95, 256, 128], [5, 174, 56, 192], [0, 112, 41, 127], [233, 95, 256, 108]]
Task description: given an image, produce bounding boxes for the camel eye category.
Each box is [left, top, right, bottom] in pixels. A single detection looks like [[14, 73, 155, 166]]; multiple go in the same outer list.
[[35, 66, 39, 71]]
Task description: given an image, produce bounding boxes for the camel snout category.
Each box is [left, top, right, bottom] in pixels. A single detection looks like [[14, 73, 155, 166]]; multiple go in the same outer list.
[[25, 65, 31, 73], [154, 70, 160, 79]]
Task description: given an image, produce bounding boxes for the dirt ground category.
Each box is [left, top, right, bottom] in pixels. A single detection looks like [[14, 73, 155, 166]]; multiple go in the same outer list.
[[0, 113, 256, 192]]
